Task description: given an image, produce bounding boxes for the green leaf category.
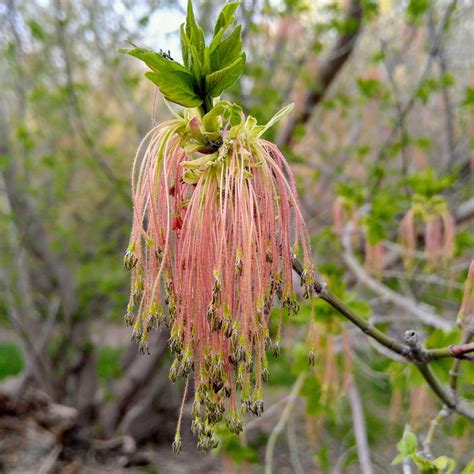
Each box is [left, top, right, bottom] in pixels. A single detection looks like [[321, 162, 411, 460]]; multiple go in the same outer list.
[[203, 104, 226, 131], [213, 2, 240, 37], [391, 453, 407, 466], [189, 43, 203, 79], [210, 25, 243, 71], [205, 53, 245, 98], [0, 342, 24, 380], [28, 20, 45, 40], [461, 460, 474, 474], [180, 24, 191, 69], [138, 15, 149, 26], [185, 0, 205, 62], [256, 103, 294, 137], [357, 77, 382, 99], [244, 115, 263, 136], [433, 456, 456, 474], [145, 71, 202, 108], [122, 46, 202, 107], [395, 431, 418, 458], [463, 86, 474, 107], [412, 454, 440, 473], [123, 47, 189, 75], [407, 0, 430, 22], [416, 77, 439, 104]]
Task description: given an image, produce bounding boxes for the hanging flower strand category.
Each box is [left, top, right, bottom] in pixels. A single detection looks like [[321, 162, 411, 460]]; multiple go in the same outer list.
[[121, 0, 314, 453]]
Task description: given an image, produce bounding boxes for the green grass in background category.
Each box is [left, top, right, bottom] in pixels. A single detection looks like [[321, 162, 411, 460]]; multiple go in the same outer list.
[[0, 343, 124, 382], [97, 346, 124, 382], [0, 342, 24, 380]]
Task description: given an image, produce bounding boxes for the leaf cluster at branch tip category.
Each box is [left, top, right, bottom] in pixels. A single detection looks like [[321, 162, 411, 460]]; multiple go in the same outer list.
[[120, 1, 245, 111]]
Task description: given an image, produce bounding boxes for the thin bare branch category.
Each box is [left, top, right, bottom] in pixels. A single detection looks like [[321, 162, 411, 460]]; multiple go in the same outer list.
[[265, 372, 306, 474], [348, 379, 374, 474], [370, 0, 459, 192], [341, 221, 452, 331], [291, 259, 474, 419], [277, 0, 363, 147]]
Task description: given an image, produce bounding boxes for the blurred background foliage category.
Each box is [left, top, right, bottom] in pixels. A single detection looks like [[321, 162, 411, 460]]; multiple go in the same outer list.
[[0, 0, 473, 472]]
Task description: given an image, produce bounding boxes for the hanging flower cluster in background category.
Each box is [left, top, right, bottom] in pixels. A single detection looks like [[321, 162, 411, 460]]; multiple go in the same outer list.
[[399, 194, 455, 269]]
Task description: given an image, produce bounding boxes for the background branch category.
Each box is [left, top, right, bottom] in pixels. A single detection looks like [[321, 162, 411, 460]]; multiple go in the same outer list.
[[292, 258, 474, 420], [265, 372, 307, 474], [348, 378, 374, 474], [341, 221, 452, 331], [277, 0, 363, 147]]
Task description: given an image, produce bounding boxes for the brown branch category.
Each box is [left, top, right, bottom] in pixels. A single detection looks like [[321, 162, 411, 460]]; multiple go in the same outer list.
[[380, 39, 411, 197], [277, 0, 363, 147], [264, 372, 307, 474], [100, 332, 168, 435], [341, 220, 452, 331], [292, 257, 408, 357], [403, 330, 473, 419], [422, 406, 451, 458], [423, 326, 473, 457], [348, 378, 374, 474], [428, 7, 457, 171], [53, 0, 129, 202], [427, 342, 474, 361], [0, 108, 76, 319], [291, 260, 474, 420], [370, 0, 458, 192], [449, 326, 474, 395]]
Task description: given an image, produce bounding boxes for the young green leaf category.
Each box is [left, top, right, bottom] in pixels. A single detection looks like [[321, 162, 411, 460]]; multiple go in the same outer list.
[[461, 460, 474, 474], [145, 71, 202, 108], [213, 2, 240, 37], [205, 53, 245, 99], [433, 456, 456, 474], [392, 430, 418, 465], [210, 25, 243, 71], [203, 103, 227, 131], [256, 103, 295, 137], [398, 431, 418, 455], [180, 24, 191, 69], [123, 47, 189, 75], [185, 0, 205, 63], [411, 454, 438, 472], [189, 43, 204, 80], [392, 431, 418, 466], [391, 453, 407, 466]]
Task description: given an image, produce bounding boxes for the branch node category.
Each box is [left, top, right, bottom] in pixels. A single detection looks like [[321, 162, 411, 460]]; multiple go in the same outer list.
[[315, 281, 328, 298], [404, 329, 418, 347]]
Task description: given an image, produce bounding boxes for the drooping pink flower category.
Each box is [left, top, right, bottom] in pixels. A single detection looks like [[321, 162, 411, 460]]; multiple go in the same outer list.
[[333, 197, 344, 235], [398, 209, 416, 267], [124, 106, 314, 449], [457, 260, 474, 326], [332, 196, 358, 237], [425, 217, 443, 267], [441, 212, 455, 262], [398, 204, 455, 269], [364, 240, 384, 280]]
